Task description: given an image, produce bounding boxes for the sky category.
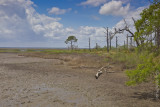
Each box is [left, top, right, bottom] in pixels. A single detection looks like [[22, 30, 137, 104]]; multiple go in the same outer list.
[[0, 0, 150, 48]]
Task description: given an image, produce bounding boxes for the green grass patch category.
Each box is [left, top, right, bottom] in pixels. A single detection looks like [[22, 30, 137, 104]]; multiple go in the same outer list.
[[107, 50, 142, 69], [0, 48, 142, 69], [0, 48, 21, 53]]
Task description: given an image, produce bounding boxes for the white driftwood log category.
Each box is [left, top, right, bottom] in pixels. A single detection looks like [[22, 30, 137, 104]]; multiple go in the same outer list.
[[95, 64, 114, 79]]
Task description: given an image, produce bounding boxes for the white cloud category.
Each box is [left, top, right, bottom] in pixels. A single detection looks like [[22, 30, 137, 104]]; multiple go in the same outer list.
[[115, 7, 146, 31], [99, 0, 130, 16], [80, 0, 107, 7], [117, 0, 131, 4], [0, 0, 147, 48], [0, 0, 108, 48], [0, 0, 35, 41], [0, 0, 74, 48], [79, 26, 104, 37], [48, 7, 72, 15], [73, 26, 106, 47]]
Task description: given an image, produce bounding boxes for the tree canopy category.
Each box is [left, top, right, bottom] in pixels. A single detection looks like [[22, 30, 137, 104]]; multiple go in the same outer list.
[[134, 0, 160, 50], [65, 36, 78, 50], [126, 0, 160, 99]]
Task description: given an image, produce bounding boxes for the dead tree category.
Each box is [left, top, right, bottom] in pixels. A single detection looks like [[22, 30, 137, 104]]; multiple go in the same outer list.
[[155, 27, 160, 49], [104, 27, 109, 52], [103, 27, 121, 51], [127, 34, 129, 49], [109, 32, 112, 50], [109, 31, 115, 50], [114, 18, 140, 47], [96, 43, 98, 50], [116, 36, 118, 49], [89, 37, 91, 51], [107, 29, 119, 50], [130, 37, 133, 48]]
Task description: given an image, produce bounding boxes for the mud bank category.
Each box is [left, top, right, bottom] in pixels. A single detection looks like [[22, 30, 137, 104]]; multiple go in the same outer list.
[[0, 53, 159, 107]]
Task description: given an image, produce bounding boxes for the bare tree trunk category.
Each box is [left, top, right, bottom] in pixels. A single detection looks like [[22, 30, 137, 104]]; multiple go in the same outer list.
[[130, 37, 132, 49], [71, 41, 73, 50], [155, 29, 157, 47], [104, 27, 110, 52], [155, 27, 160, 50], [89, 37, 91, 52], [107, 27, 109, 52], [96, 43, 98, 50], [116, 36, 118, 49], [150, 35, 153, 48], [110, 34, 112, 50], [127, 34, 128, 49], [157, 28, 160, 49]]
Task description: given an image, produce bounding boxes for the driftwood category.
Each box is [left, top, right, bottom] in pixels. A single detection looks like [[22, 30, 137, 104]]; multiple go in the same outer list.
[[95, 64, 115, 79]]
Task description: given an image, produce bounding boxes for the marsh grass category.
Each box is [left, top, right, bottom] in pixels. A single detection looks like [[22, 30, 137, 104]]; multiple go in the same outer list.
[[108, 50, 142, 69], [0, 48, 21, 53], [1, 48, 142, 70]]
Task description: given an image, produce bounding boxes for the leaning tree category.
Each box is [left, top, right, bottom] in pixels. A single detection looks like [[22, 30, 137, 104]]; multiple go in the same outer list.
[[113, 18, 141, 47], [134, 0, 160, 50]]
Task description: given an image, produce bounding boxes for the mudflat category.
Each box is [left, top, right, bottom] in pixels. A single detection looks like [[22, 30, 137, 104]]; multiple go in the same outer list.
[[0, 53, 159, 107]]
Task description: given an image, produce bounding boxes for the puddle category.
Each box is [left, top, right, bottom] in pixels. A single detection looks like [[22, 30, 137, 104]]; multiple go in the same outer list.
[[33, 84, 89, 105]]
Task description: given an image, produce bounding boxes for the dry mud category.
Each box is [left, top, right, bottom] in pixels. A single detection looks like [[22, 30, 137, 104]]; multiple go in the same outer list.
[[0, 53, 160, 107]]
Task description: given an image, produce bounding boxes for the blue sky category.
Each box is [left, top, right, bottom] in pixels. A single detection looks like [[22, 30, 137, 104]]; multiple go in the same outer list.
[[32, 0, 148, 28], [32, 0, 120, 28], [0, 0, 150, 48]]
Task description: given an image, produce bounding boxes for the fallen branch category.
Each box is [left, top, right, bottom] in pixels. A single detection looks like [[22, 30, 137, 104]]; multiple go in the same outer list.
[[95, 64, 114, 79]]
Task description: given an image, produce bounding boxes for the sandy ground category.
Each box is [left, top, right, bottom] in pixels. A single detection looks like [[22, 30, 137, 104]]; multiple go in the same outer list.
[[0, 53, 160, 107]]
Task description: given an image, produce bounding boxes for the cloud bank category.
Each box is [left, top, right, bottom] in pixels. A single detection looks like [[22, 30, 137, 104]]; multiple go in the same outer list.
[[0, 0, 146, 48], [0, 0, 74, 47], [0, 0, 108, 48], [48, 7, 72, 15], [80, 0, 107, 7], [99, 0, 130, 16]]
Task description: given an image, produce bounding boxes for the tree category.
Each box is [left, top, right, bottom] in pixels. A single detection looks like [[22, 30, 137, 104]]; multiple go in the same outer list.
[[126, 53, 160, 100], [104, 27, 115, 52], [114, 18, 141, 47], [126, 0, 160, 100], [134, 0, 160, 50], [65, 36, 78, 50], [113, 1, 160, 47], [94, 43, 101, 49]]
